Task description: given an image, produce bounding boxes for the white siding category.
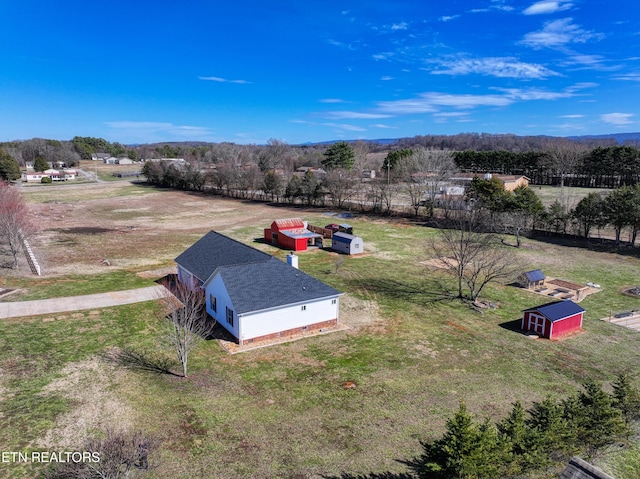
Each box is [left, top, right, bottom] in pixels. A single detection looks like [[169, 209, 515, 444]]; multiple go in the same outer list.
[[240, 296, 339, 342], [205, 274, 239, 339]]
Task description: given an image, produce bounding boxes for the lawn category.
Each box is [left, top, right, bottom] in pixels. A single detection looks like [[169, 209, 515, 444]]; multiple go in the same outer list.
[[1, 186, 640, 478]]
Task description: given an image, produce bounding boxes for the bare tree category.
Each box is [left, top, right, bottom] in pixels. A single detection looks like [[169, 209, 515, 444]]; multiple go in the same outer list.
[[543, 140, 589, 187], [159, 280, 215, 378], [429, 211, 521, 302], [0, 182, 36, 269], [397, 147, 457, 216], [43, 429, 154, 478]]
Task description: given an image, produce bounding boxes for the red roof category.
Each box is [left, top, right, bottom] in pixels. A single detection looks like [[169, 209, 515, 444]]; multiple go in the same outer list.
[[273, 218, 304, 230]]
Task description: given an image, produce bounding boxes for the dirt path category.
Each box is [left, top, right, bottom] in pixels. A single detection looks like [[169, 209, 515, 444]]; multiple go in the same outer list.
[[0, 285, 169, 319]]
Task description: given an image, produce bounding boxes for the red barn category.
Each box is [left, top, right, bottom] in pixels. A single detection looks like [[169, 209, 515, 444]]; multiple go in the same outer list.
[[522, 300, 585, 339], [264, 218, 323, 252]]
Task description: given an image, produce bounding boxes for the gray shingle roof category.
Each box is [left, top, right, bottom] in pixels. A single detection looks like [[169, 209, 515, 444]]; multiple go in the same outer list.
[[175, 231, 271, 283], [218, 257, 342, 314], [558, 457, 615, 479]]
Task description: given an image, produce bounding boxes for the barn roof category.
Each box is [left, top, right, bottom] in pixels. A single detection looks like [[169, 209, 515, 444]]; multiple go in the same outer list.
[[175, 231, 271, 283], [273, 218, 304, 230], [218, 257, 341, 314], [524, 300, 585, 322], [558, 457, 615, 479], [524, 269, 545, 282]]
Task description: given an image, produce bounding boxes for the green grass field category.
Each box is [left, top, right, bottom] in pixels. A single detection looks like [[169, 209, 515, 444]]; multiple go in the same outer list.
[[1, 191, 640, 478]]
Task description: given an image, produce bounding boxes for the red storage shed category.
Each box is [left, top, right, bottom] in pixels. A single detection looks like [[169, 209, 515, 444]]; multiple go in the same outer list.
[[522, 300, 585, 339]]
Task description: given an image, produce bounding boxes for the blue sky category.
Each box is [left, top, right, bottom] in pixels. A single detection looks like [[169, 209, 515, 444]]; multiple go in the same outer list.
[[1, 0, 639, 145]]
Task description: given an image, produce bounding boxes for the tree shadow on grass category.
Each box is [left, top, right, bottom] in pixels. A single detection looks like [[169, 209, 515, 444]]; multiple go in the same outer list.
[[345, 276, 455, 307], [321, 472, 415, 479], [100, 347, 181, 377]]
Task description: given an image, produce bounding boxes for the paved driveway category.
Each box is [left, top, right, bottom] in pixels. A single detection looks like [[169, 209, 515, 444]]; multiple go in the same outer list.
[[0, 285, 169, 319]]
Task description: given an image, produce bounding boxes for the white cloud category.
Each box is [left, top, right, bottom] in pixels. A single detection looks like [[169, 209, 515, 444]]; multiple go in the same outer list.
[[391, 22, 408, 30], [322, 122, 366, 132], [559, 114, 584, 118], [319, 98, 347, 103], [431, 57, 561, 79], [613, 72, 640, 81], [377, 92, 512, 114], [322, 111, 392, 120], [521, 18, 603, 49], [198, 76, 252, 84], [440, 15, 460, 22], [600, 113, 634, 126], [380, 76, 394, 81], [105, 121, 214, 142], [523, 1, 573, 15], [372, 124, 396, 129]]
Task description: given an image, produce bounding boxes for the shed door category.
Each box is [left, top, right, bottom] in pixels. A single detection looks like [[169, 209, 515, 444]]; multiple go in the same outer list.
[[528, 313, 546, 335]]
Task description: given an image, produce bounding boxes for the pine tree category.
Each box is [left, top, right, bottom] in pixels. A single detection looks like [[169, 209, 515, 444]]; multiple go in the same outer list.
[[33, 155, 49, 173], [612, 374, 640, 425], [574, 381, 628, 456], [527, 396, 577, 460], [498, 401, 546, 474], [415, 402, 504, 478]]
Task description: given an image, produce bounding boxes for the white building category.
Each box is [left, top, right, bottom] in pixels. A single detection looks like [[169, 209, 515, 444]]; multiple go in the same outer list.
[[175, 231, 342, 345]]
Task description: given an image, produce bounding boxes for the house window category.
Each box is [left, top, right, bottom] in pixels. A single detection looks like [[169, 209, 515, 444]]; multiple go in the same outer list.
[[226, 306, 234, 327], [301, 305, 306, 311], [331, 299, 337, 305], [210, 294, 217, 313]]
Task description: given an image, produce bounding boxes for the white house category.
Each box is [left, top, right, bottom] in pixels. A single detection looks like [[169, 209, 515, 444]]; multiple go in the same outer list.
[[331, 232, 364, 255], [175, 231, 342, 345]]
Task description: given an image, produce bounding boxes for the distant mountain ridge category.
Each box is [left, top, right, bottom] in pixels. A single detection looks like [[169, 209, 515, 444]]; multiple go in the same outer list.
[[567, 132, 640, 144], [301, 132, 640, 147]]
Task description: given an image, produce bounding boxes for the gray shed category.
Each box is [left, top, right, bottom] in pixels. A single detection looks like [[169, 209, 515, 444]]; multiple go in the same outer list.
[[331, 232, 364, 255]]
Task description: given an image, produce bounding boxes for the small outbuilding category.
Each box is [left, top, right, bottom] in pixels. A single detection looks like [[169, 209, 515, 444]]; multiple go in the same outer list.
[[520, 269, 546, 289], [522, 300, 585, 339], [331, 232, 364, 255], [264, 218, 323, 252]]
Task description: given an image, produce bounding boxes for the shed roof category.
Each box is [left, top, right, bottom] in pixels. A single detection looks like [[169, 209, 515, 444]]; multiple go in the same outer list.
[[524, 300, 585, 322], [280, 228, 322, 239], [219, 257, 341, 314], [524, 269, 545, 282], [558, 457, 614, 479], [333, 232, 360, 243], [175, 231, 271, 283]]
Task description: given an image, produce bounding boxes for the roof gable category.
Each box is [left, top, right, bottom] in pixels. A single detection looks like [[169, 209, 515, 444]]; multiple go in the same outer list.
[[524, 269, 545, 282], [219, 257, 341, 314], [525, 300, 585, 322], [559, 457, 614, 479], [273, 218, 304, 230], [175, 231, 271, 283]]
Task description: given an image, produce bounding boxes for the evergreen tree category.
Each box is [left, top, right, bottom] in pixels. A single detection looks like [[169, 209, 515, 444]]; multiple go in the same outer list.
[[573, 381, 628, 456], [414, 402, 504, 479], [322, 142, 355, 170], [527, 396, 577, 459], [0, 150, 20, 181], [498, 401, 546, 474], [33, 155, 49, 173], [612, 374, 640, 425]]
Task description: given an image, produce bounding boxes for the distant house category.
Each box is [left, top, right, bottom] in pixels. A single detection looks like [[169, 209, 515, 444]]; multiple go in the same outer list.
[[116, 158, 134, 165], [264, 218, 323, 251], [520, 269, 546, 289], [91, 152, 111, 161], [23, 169, 77, 182], [522, 300, 585, 339], [331, 232, 364, 255], [451, 173, 530, 191], [175, 231, 342, 345], [294, 166, 327, 180]]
